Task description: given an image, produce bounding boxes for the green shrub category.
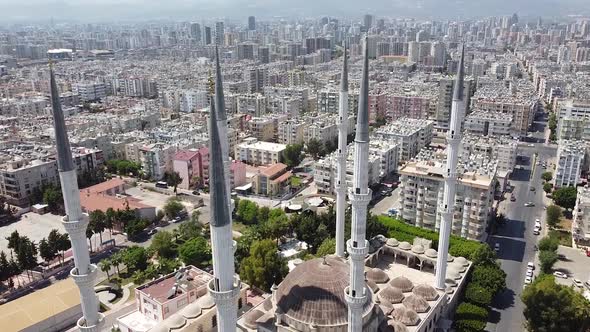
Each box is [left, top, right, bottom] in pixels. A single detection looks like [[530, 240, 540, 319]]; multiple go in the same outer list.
[[455, 302, 489, 321], [471, 263, 507, 296], [455, 319, 487, 332], [465, 283, 493, 308]]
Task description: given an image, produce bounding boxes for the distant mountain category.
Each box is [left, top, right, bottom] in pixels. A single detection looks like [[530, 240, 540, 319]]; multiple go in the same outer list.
[[1, 0, 588, 23]]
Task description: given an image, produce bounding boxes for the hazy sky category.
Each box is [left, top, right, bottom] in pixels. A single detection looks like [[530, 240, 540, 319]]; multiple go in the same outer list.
[[1, 0, 589, 23]]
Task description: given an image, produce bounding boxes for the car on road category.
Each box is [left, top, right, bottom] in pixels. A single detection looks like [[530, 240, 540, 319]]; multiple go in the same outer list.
[[192, 190, 200, 195], [510, 195, 516, 202], [558, 253, 567, 260], [147, 227, 160, 236], [173, 216, 182, 223], [553, 271, 568, 279], [530, 186, 536, 191], [573, 278, 584, 288], [525, 276, 533, 284], [526, 270, 533, 278], [528, 144, 535, 147], [533, 230, 540, 235], [584, 281, 590, 291], [494, 243, 500, 252], [528, 262, 535, 270], [524, 202, 535, 207]]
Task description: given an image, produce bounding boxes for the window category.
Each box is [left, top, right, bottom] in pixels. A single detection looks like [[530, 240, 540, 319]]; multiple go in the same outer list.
[[212, 315, 217, 327]]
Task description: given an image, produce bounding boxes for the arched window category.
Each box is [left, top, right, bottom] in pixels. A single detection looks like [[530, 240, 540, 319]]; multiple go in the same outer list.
[[212, 315, 217, 328]]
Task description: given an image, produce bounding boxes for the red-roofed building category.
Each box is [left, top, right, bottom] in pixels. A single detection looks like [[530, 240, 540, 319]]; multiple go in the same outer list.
[[253, 163, 292, 197], [172, 148, 209, 190], [79, 179, 156, 230]]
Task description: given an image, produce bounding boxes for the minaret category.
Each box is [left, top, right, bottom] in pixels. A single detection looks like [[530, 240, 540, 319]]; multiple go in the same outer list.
[[335, 43, 349, 258], [345, 37, 371, 332], [206, 76, 240, 332], [49, 64, 104, 331], [214, 45, 233, 212], [435, 44, 466, 290]]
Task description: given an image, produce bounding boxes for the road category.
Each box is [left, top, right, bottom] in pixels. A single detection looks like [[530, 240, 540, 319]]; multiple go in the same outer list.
[[488, 116, 557, 331]]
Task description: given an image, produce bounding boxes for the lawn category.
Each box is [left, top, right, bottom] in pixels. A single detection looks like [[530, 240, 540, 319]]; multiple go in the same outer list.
[[290, 176, 302, 187], [549, 229, 572, 247]]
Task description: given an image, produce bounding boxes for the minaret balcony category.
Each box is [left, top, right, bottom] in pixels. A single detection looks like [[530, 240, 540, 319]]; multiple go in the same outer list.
[[76, 313, 105, 332], [344, 286, 368, 308], [70, 264, 98, 288], [208, 276, 242, 304], [347, 239, 369, 259]]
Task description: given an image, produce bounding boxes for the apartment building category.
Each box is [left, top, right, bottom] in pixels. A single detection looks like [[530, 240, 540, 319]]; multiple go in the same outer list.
[[315, 143, 382, 195], [369, 139, 399, 178], [172, 148, 208, 190], [555, 139, 587, 188], [248, 117, 276, 142], [253, 163, 292, 197], [317, 87, 359, 114], [236, 138, 286, 166], [573, 186, 590, 244], [73, 82, 107, 102], [139, 143, 177, 181], [464, 110, 514, 137], [277, 119, 305, 145], [557, 117, 590, 141], [303, 114, 355, 144], [398, 149, 496, 241], [374, 118, 434, 162], [237, 94, 267, 116]]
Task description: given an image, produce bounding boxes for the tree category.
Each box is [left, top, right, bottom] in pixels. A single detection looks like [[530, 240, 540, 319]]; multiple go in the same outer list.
[[38, 238, 56, 264], [539, 250, 558, 274], [543, 182, 553, 194], [455, 302, 489, 322], [266, 209, 290, 243], [6, 230, 21, 255], [522, 274, 590, 332], [89, 210, 107, 245], [150, 231, 176, 259], [538, 236, 559, 252], [546, 205, 562, 228], [99, 259, 112, 280], [239, 239, 288, 292], [552, 186, 577, 210], [542, 172, 553, 182], [178, 219, 202, 241], [163, 198, 184, 219], [235, 228, 261, 265], [105, 208, 117, 234], [282, 144, 303, 168], [110, 251, 122, 275], [465, 283, 493, 308], [15, 237, 38, 281], [165, 171, 183, 194], [236, 200, 258, 225], [256, 206, 270, 224], [122, 246, 148, 271], [42, 184, 63, 213], [471, 244, 497, 266], [471, 263, 506, 296], [316, 238, 336, 257], [178, 236, 211, 267], [306, 138, 323, 159], [0, 251, 10, 283], [366, 215, 388, 238]]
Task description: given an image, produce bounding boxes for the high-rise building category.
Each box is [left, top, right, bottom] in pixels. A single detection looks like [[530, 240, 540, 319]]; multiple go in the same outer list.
[[248, 16, 256, 30], [190, 22, 201, 42], [363, 14, 374, 30], [204, 26, 212, 45], [215, 22, 225, 45]]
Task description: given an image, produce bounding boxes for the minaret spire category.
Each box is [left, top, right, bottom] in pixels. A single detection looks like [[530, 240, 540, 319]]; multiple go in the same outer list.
[[214, 45, 233, 212], [207, 68, 240, 332], [335, 42, 349, 258], [345, 36, 371, 332], [435, 44, 466, 290], [49, 65, 104, 331]]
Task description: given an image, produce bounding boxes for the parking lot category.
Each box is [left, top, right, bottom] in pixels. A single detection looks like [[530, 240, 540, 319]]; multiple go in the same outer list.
[[0, 212, 65, 254], [553, 245, 590, 288]]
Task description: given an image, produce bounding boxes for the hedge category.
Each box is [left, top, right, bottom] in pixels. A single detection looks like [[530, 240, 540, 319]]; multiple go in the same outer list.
[[465, 283, 493, 308], [377, 216, 484, 260], [455, 302, 489, 321], [455, 319, 487, 332]]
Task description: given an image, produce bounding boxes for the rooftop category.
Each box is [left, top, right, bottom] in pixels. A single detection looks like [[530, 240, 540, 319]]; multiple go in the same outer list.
[[137, 266, 212, 304]]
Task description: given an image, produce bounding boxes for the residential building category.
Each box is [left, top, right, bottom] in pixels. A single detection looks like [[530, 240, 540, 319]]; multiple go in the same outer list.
[[464, 110, 514, 137], [278, 119, 305, 145], [236, 138, 286, 166], [573, 186, 590, 244], [374, 118, 434, 162], [73, 82, 107, 102], [248, 117, 276, 142], [253, 163, 292, 197], [555, 139, 586, 188]]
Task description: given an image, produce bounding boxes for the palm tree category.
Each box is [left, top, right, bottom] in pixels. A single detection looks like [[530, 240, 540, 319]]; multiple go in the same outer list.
[[99, 258, 112, 280], [110, 252, 122, 275]]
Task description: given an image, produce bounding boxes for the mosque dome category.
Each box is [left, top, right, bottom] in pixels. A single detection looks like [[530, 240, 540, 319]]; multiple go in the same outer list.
[[276, 256, 373, 327], [389, 276, 414, 293]]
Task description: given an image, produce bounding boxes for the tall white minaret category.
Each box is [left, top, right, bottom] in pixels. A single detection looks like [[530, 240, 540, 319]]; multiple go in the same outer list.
[[206, 76, 240, 332], [49, 64, 104, 331], [345, 37, 371, 332], [214, 45, 233, 212], [435, 45, 466, 290], [335, 43, 349, 258]]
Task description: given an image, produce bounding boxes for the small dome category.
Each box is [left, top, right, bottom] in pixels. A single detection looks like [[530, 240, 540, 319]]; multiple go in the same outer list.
[[447, 270, 461, 280], [181, 303, 202, 319], [411, 244, 425, 254], [387, 319, 409, 332], [412, 284, 439, 301], [377, 298, 394, 315], [449, 263, 466, 273], [399, 241, 412, 250], [455, 256, 469, 266], [366, 268, 389, 283], [244, 310, 265, 329], [367, 280, 380, 293], [387, 238, 399, 247], [164, 314, 186, 330], [447, 254, 455, 262], [425, 248, 438, 258], [403, 294, 430, 313], [292, 258, 304, 266], [379, 286, 405, 304], [390, 276, 414, 292], [196, 294, 215, 309], [392, 306, 420, 326]]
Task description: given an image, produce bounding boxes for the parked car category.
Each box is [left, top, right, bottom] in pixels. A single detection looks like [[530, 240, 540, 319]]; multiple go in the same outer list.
[[148, 228, 159, 236], [527, 262, 535, 270], [192, 190, 201, 195], [510, 195, 516, 202], [524, 202, 535, 207], [533, 230, 540, 235], [525, 276, 533, 284], [573, 278, 584, 288], [526, 270, 533, 278], [494, 243, 500, 252], [584, 281, 590, 291], [553, 271, 568, 279]]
